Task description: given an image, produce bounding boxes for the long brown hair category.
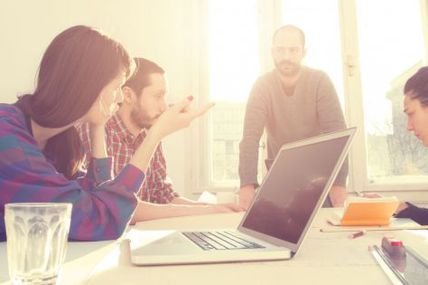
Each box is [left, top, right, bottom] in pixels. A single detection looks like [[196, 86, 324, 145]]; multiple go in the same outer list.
[[16, 25, 132, 178]]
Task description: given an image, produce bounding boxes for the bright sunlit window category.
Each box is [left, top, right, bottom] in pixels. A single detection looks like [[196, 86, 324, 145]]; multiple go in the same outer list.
[[356, 0, 428, 184], [200, 0, 428, 193], [207, 0, 262, 185], [208, 0, 259, 103]]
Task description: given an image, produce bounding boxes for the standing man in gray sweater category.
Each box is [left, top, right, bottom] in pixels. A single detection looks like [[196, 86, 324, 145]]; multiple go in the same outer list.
[[239, 25, 348, 209]]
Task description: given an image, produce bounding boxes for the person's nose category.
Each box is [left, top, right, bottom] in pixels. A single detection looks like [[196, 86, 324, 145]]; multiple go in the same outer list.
[[407, 119, 413, 132], [282, 50, 292, 61]]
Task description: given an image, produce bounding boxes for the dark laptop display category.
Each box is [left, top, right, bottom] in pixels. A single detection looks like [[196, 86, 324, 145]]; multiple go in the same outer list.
[[242, 135, 349, 243]]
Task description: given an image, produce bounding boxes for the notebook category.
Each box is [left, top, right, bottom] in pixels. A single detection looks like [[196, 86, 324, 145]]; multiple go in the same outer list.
[[328, 196, 400, 226], [129, 127, 356, 265]]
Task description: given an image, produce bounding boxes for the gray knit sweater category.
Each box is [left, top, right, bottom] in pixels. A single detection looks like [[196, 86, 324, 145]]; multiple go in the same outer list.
[[239, 66, 347, 187]]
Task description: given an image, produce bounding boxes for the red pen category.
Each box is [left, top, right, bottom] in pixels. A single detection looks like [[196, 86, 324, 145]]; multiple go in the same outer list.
[[348, 230, 366, 239]]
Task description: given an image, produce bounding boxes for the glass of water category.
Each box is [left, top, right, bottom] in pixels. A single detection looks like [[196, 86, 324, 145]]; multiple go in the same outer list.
[[5, 203, 72, 285]]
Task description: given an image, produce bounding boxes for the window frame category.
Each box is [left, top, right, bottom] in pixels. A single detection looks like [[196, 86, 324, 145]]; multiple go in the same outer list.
[[340, 0, 428, 194], [190, 0, 428, 200]]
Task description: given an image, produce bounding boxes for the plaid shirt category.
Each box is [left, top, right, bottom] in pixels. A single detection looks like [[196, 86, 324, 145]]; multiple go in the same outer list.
[[79, 114, 178, 204], [0, 104, 144, 241]]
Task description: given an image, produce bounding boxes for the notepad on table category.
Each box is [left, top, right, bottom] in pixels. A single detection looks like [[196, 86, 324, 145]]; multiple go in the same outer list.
[[328, 196, 400, 226]]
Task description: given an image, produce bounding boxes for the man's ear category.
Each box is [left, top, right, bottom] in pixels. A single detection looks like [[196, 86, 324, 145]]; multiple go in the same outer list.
[[122, 86, 136, 104]]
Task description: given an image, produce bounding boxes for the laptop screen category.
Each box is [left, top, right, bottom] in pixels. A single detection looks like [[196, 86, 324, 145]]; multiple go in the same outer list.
[[241, 133, 350, 245]]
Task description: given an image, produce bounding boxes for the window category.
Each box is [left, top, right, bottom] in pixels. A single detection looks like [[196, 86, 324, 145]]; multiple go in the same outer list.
[[355, 0, 428, 186], [207, 0, 263, 187], [198, 0, 428, 195]]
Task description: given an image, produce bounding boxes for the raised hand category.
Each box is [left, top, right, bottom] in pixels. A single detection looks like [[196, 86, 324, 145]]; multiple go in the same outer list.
[[150, 96, 214, 140]]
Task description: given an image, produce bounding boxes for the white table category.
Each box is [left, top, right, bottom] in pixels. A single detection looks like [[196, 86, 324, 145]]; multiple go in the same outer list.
[[0, 238, 114, 285], [1, 209, 428, 284]]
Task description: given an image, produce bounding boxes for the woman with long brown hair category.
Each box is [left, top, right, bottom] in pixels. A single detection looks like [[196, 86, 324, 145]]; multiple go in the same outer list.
[[0, 25, 213, 241]]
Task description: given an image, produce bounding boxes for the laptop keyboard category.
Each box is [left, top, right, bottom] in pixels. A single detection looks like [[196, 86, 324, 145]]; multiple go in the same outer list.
[[182, 231, 265, 251]]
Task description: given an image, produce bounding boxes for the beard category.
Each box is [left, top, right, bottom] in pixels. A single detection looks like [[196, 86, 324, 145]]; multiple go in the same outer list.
[[274, 60, 301, 77], [130, 108, 156, 129]]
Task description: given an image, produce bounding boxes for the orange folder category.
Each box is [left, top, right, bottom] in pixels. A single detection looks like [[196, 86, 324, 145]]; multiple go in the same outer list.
[[328, 197, 400, 226]]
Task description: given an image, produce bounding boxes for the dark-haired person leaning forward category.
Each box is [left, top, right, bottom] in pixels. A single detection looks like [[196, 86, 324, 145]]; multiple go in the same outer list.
[[0, 26, 213, 241], [394, 66, 428, 225]]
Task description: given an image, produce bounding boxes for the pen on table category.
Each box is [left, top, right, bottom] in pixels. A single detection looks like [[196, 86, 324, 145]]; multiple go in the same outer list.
[[348, 230, 366, 239], [320, 225, 428, 233]]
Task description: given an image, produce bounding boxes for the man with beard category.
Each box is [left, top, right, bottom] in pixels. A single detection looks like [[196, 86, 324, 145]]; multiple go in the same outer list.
[[80, 58, 242, 221], [238, 25, 348, 210]]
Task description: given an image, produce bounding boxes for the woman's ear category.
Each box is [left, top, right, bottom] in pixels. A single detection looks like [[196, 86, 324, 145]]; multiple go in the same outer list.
[[122, 86, 136, 105]]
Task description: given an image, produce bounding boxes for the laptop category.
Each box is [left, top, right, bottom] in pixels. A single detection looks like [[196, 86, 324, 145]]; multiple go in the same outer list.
[[129, 127, 356, 266]]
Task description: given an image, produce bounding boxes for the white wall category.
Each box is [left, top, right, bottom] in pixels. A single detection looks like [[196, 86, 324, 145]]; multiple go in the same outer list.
[[0, 0, 202, 196]]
